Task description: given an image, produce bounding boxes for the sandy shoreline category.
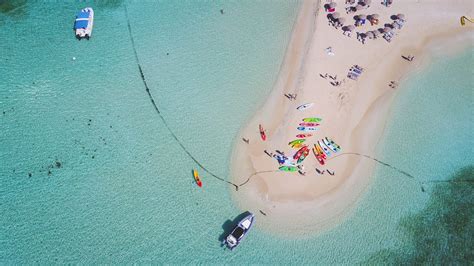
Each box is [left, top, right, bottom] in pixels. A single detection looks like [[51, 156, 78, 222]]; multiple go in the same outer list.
[[230, 0, 473, 236]]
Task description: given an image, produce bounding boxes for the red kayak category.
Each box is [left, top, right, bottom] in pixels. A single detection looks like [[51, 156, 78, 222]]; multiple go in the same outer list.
[[259, 124, 266, 141], [296, 133, 312, 139], [312, 148, 325, 165], [293, 145, 308, 160], [299, 122, 320, 127]]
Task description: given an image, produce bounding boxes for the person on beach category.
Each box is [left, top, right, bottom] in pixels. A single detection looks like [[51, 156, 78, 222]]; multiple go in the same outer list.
[[327, 170, 335, 176], [242, 138, 249, 144], [264, 150, 273, 157]]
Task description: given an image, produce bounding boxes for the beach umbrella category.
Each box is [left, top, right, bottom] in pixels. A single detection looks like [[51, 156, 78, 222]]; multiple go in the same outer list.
[[366, 31, 375, 39], [363, 0, 372, 5], [397, 14, 405, 20], [383, 27, 392, 33], [347, 25, 355, 31], [358, 14, 366, 20], [337, 17, 346, 24], [371, 14, 379, 19], [331, 12, 340, 19], [372, 30, 380, 36], [329, 2, 337, 8], [356, 4, 364, 10], [377, 28, 385, 33]]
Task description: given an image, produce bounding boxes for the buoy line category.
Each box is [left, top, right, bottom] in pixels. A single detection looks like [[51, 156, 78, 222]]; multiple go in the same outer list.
[[124, 5, 239, 190]]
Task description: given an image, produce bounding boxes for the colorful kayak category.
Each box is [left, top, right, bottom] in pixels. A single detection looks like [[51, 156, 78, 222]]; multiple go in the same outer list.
[[297, 148, 310, 164], [293, 145, 308, 160], [259, 124, 266, 141], [323, 138, 338, 153], [318, 140, 331, 156], [292, 143, 303, 149], [314, 143, 327, 159], [288, 139, 306, 146], [299, 122, 320, 127], [192, 169, 202, 187], [326, 137, 341, 151], [296, 133, 312, 138], [297, 126, 318, 132], [312, 148, 325, 165], [296, 103, 314, 111], [303, 117, 322, 122], [279, 166, 298, 172]]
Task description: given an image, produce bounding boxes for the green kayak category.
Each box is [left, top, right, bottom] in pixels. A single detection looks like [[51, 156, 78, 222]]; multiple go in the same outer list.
[[279, 166, 298, 172], [288, 139, 306, 146], [302, 117, 322, 123]]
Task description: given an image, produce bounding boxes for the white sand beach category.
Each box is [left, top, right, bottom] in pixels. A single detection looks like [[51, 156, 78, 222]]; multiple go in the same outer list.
[[230, 0, 473, 236]]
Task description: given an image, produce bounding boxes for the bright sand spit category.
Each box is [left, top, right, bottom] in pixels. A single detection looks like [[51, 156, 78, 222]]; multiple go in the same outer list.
[[230, 0, 473, 236]]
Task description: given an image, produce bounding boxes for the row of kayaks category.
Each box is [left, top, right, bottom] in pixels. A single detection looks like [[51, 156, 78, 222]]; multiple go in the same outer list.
[[297, 117, 322, 132], [278, 137, 341, 171], [312, 137, 341, 166]]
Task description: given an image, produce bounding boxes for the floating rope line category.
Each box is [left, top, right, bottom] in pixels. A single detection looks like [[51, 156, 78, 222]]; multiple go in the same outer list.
[[124, 5, 239, 190], [237, 170, 279, 187], [329, 152, 417, 179]]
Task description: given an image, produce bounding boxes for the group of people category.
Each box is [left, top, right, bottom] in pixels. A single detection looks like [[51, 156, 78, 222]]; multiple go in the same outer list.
[[319, 73, 345, 87], [284, 93, 298, 101]]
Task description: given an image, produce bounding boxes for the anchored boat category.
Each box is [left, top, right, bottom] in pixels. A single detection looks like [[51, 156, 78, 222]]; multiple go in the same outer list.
[[74, 7, 94, 40], [223, 213, 255, 250]]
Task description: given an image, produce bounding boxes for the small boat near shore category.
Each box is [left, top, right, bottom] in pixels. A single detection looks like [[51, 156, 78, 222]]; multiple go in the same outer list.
[[74, 7, 94, 40], [223, 213, 255, 250]]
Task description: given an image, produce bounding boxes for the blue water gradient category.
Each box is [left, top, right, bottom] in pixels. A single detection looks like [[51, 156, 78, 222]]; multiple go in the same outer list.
[[1, 1, 472, 263]]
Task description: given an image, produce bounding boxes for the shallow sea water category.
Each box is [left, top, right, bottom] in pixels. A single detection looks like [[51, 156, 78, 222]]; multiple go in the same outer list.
[[1, 1, 472, 263]]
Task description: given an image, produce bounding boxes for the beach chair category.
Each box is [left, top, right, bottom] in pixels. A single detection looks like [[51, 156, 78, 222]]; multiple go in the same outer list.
[[347, 72, 358, 80], [383, 32, 393, 43], [351, 68, 362, 75]]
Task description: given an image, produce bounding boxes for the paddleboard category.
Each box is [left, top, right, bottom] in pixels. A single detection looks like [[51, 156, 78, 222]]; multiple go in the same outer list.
[[279, 166, 298, 172], [303, 117, 322, 122], [297, 126, 318, 132], [259, 124, 266, 141], [288, 139, 306, 146], [296, 103, 314, 111], [296, 133, 312, 138], [299, 122, 320, 127], [192, 169, 202, 187]]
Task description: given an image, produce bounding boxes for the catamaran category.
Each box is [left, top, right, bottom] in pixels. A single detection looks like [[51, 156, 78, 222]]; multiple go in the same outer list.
[[74, 7, 94, 40]]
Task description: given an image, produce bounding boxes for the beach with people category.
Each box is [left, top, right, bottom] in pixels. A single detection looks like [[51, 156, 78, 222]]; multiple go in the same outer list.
[[230, 0, 473, 235]]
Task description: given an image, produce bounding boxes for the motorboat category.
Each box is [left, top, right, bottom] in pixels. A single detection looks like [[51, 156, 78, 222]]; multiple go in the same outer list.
[[74, 7, 94, 40], [223, 213, 255, 250]]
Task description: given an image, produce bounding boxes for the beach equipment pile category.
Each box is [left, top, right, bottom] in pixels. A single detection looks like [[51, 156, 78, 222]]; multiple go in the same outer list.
[[347, 65, 364, 80], [312, 137, 342, 165]]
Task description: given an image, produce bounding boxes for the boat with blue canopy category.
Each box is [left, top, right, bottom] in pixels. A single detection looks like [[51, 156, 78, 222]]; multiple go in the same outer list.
[[74, 7, 94, 40]]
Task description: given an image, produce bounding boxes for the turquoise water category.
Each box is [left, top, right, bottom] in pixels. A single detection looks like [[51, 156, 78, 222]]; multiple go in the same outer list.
[[1, 1, 472, 263]]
